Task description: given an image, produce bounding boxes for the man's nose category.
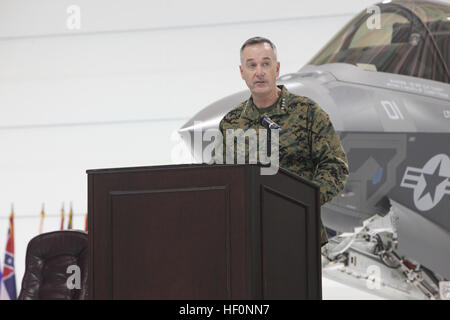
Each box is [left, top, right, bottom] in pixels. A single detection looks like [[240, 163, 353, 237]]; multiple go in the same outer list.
[[255, 65, 265, 76]]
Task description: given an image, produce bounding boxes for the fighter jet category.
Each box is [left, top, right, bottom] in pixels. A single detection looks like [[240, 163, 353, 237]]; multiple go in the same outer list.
[[178, 0, 450, 299]]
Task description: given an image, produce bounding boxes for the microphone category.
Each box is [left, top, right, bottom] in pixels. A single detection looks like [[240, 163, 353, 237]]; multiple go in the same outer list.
[[259, 115, 281, 130]]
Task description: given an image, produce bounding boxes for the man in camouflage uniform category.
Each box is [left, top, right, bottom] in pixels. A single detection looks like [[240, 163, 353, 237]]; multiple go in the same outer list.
[[218, 37, 349, 246]]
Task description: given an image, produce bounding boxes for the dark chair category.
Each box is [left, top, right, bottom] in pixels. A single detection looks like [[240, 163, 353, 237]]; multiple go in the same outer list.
[[18, 230, 88, 300]]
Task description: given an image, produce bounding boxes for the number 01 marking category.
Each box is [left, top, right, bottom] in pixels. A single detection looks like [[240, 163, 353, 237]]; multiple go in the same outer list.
[[381, 101, 404, 120]]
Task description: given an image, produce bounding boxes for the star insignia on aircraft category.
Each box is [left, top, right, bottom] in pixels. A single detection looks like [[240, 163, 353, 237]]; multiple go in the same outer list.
[[400, 154, 450, 211]]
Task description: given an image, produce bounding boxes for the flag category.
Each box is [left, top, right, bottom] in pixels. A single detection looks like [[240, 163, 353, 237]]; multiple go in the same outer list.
[[67, 203, 73, 230], [85, 212, 88, 232], [1, 206, 17, 300], [60, 203, 65, 230], [0, 256, 2, 290], [39, 203, 45, 234]]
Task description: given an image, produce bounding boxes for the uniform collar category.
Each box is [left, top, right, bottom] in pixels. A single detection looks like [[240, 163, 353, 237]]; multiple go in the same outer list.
[[241, 85, 289, 122]]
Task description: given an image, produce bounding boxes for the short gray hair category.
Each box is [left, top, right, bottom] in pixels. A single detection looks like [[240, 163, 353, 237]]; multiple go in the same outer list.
[[240, 37, 278, 63]]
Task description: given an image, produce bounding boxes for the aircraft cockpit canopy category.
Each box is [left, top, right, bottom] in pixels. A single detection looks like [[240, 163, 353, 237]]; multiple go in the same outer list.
[[309, 0, 450, 83]]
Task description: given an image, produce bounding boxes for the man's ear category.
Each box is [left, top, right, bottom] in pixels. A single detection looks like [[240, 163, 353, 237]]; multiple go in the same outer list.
[[239, 65, 244, 79], [276, 61, 280, 77]]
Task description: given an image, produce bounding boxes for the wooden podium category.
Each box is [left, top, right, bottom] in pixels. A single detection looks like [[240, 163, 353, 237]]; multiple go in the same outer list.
[[87, 164, 322, 299]]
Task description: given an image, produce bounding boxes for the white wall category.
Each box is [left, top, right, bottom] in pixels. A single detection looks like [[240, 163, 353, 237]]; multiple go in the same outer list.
[[1, 0, 437, 298]]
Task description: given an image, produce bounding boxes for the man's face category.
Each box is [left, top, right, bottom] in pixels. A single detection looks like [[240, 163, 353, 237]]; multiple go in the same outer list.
[[240, 43, 280, 96]]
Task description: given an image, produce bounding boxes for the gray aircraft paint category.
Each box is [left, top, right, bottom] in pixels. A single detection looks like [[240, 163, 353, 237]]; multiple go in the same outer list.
[[391, 199, 450, 281]]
